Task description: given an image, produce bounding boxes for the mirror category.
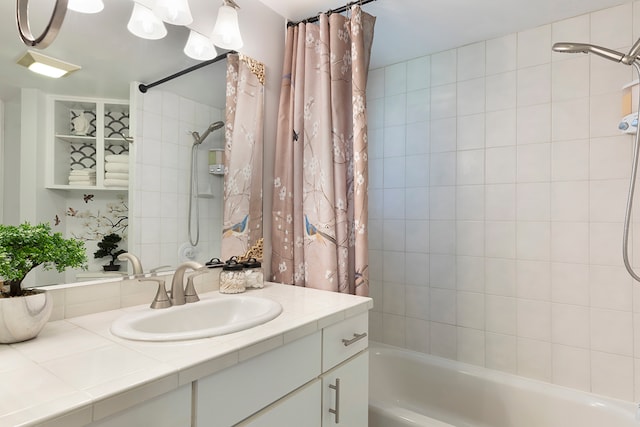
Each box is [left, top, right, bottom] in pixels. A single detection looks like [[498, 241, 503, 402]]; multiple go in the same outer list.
[[0, 1, 262, 285]]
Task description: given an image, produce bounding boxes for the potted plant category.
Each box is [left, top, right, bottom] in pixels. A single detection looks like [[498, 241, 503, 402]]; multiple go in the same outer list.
[[0, 222, 87, 343], [94, 233, 126, 271]]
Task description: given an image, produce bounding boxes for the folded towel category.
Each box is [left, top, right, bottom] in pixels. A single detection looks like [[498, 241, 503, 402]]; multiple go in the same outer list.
[[105, 172, 129, 180], [105, 154, 129, 164], [105, 163, 129, 173], [104, 178, 129, 188], [70, 169, 96, 176], [69, 181, 95, 186], [69, 175, 96, 182]]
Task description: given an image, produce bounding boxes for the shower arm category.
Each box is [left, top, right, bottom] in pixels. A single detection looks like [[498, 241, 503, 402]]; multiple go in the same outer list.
[[192, 121, 225, 145]]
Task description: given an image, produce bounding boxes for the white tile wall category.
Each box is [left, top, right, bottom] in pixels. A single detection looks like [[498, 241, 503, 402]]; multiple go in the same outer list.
[[368, 0, 640, 401], [132, 89, 224, 269]]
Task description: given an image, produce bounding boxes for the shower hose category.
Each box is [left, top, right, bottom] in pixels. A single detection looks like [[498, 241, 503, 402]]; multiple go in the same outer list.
[[188, 142, 200, 247], [622, 62, 640, 281]]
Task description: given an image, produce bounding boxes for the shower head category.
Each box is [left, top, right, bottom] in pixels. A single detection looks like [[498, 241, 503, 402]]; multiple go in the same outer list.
[[623, 37, 640, 65], [191, 121, 225, 145], [552, 42, 626, 63]]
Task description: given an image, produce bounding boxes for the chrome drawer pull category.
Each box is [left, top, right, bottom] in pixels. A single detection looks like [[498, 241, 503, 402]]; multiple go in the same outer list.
[[341, 332, 367, 346], [329, 378, 340, 423]]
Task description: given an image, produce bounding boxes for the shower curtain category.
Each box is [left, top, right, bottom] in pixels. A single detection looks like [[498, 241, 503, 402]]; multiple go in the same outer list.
[[270, 5, 375, 296], [221, 53, 264, 259]]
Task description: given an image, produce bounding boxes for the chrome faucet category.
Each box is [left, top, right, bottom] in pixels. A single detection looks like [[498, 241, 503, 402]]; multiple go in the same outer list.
[[170, 261, 203, 305], [118, 253, 144, 275], [139, 278, 172, 309]]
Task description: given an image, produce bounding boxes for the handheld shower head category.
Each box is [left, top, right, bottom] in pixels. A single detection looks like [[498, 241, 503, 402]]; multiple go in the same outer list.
[[191, 121, 225, 145], [552, 42, 626, 63]]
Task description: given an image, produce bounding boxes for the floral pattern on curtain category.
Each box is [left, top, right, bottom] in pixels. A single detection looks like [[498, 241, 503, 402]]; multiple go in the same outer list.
[[270, 6, 375, 296], [221, 53, 265, 259]]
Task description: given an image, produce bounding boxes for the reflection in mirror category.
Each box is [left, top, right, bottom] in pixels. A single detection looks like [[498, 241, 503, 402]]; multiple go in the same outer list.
[[130, 75, 226, 273], [0, 3, 267, 288]]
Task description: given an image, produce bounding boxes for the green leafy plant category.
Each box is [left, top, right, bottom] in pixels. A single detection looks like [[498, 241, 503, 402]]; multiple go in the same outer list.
[[0, 222, 87, 297], [94, 233, 126, 268]]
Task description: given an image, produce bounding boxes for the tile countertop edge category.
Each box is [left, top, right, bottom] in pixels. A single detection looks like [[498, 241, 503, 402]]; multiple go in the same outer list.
[[1, 283, 372, 427]]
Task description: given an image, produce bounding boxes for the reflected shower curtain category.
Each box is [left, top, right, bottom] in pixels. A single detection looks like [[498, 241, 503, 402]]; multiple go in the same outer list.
[[221, 54, 264, 259], [270, 6, 375, 296]]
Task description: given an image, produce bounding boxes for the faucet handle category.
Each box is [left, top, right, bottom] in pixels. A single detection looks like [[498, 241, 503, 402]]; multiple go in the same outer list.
[[185, 268, 209, 303], [149, 265, 172, 274], [139, 278, 172, 309]]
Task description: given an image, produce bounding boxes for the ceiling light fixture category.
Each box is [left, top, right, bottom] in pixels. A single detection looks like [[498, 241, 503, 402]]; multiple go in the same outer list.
[[184, 30, 218, 61], [126, 0, 244, 60], [127, 2, 167, 40], [17, 50, 81, 78], [68, 0, 104, 14], [154, 0, 193, 26], [211, 0, 243, 50]]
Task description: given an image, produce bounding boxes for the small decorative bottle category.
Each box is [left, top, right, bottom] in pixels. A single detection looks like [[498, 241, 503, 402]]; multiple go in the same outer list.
[[219, 258, 246, 294], [243, 257, 264, 288]]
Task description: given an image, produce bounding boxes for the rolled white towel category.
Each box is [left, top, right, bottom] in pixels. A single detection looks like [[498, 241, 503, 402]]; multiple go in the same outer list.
[[105, 163, 129, 173], [104, 178, 129, 187], [105, 172, 129, 180], [105, 154, 129, 164]]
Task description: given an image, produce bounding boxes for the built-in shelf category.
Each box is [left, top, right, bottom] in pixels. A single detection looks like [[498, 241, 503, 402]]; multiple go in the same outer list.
[[46, 95, 130, 190]]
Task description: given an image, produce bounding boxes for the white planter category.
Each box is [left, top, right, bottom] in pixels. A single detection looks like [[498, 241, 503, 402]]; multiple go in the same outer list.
[[0, 289, 53, 344]]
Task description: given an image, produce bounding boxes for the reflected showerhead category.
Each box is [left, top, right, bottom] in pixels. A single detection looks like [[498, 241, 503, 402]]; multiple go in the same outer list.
[[192, 121, 225, 145], [209, 121, 224, 132], [552, 42, 626, 63]]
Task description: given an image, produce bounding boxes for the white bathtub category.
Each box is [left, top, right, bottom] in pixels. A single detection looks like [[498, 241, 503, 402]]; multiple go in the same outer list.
[[369, 343, 639, 427]]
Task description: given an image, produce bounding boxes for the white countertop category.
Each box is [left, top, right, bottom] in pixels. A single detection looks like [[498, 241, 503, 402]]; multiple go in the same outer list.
[[0, 283, 372, 427]]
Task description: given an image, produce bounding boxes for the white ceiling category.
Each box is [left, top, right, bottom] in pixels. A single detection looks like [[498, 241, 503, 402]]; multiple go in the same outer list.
[[0, 0, 631, 106], [258, 0, 631, 69]]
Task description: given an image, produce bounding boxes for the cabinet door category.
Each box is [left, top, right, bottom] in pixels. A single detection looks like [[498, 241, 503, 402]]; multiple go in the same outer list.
[[322, 351, 368, 427], [238, 380, 321, 427], [196, 332, 321, 427], [86, 385, 191, 427]]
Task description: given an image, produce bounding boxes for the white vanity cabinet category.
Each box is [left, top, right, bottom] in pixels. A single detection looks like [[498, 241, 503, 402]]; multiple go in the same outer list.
[[86, 385, 191, 427], [321, 352, 369, 426], [195, 312, 369, 427], [47, 95, 130, 190], [321, 312, 369, 427]]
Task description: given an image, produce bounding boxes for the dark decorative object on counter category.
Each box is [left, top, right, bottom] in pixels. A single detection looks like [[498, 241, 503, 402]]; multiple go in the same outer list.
[[94, 233, 126, 271]]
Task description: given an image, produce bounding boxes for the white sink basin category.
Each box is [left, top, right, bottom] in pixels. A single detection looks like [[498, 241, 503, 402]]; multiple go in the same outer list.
[[110, 295, 283, 342]]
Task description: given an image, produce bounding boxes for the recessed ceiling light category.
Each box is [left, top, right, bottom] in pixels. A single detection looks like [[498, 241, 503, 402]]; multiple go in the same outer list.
[[16, 50, 81, 78]]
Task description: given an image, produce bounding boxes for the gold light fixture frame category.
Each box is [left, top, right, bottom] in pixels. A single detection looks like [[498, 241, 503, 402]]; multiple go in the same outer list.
[[16, 0, 68, 49]]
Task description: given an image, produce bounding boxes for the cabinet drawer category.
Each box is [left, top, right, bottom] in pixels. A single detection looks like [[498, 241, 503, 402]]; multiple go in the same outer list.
[[196, 332, 321, 427], [322, 312, 368, 371]]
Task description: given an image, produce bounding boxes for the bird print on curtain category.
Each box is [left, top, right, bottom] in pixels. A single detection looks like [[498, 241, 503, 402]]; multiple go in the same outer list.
[[270, 5, 376, 296]]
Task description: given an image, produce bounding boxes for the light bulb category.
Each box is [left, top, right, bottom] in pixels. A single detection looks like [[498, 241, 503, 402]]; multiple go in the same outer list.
[[211, 4, 243, 50], [184, 31, 218, 61], [127, 2, 167, 40], [154, 0, 193, 26]]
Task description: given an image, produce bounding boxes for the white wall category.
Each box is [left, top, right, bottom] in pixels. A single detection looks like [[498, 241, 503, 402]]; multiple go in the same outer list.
[[1, 100, 21, 225], [368, 0, 640, 402]]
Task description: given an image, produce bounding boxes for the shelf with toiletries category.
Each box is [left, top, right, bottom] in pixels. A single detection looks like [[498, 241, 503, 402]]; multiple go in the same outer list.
[[620, 80, 639, 135], [46, 96, 130, 190]]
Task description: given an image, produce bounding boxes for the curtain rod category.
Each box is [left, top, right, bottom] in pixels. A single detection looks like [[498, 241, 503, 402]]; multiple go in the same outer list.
[[286, 0, 376, 27], [138, 50, 237, 93]]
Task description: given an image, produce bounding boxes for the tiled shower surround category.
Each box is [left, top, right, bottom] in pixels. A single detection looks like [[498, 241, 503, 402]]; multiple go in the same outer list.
[[367, 1, 640, 401], [132, 89, 224, 269]]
